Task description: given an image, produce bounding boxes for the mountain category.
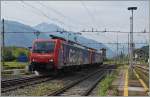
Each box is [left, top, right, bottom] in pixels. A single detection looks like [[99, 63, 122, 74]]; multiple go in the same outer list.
[[78, 36, 114, 57], [34, 23, 63, 32], [2, 20, 114, 57], [34, 22, 108, 49], [1, 20, 49, 47], [34, 23, 114, 57], [2, 20, 37, 32]]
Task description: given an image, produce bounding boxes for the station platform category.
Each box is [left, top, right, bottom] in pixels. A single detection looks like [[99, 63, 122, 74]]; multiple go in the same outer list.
[[107, 66, 149, 96]]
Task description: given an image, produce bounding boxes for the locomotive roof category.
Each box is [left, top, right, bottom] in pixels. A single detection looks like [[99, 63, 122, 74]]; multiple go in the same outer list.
[[50, 35, 97, 51], [34, 39, 55, 42], [34, 35, 97, 51]]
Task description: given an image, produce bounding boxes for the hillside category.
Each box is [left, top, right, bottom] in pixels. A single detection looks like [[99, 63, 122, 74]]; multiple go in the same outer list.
[[1, 20, 114, 57], [34, 23, 64, 32], [34, 23, 114, 57], [1, 20, 49, 47]]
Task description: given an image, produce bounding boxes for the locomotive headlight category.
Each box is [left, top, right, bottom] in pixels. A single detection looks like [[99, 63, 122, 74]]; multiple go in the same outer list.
[[49, 59, 53, 62]]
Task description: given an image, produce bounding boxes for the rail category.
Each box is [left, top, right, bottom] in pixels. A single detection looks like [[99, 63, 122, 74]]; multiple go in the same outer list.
[[1, 75, 53, 93], [46, 65, 115, 96]]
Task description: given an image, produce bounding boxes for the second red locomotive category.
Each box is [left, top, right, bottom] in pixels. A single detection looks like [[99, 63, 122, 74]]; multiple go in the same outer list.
[[28, 35, 105, 74]]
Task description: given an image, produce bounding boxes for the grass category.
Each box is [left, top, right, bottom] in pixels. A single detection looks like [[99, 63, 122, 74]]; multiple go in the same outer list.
[[5, 46, 29, 58], [98, 75, 114, 96], [104, 60, 129, 66], [2, 62, 28, 69], [98, 70, 119, 96], [6, 82, 64, 96]]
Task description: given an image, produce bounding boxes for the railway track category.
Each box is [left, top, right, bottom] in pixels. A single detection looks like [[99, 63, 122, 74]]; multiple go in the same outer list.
[[46, 65, 116, 96], [134, 65, 149, 88], [1, 75, 53, 93], [134, 65, 149, 74], [1, 65, 102, 94], [2, 64, 116, 96], [2, 75, 42, 87]]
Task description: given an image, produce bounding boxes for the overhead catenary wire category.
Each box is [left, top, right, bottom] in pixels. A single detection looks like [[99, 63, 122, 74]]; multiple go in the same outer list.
[[38, 1, 90, 30], [20, 1, 50, 21], [3, 32, 148, 43], [80, 29, 149, 33], [81, 1, 97, 26], [2, 1, 148, 43], [37, 1, 73, 30], [38, 1, 67, 19], [5, 31, 63, 33], [37, 1, 95, 29], [21, 1, 84, 31], [81, 1, 97, 28], [21, 1, 66, 28], [81, 42, 148, 44]]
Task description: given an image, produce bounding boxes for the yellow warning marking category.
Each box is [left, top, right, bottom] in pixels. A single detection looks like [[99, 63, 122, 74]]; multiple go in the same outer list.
[[133, 69, 149, 93], [124, 69, 128, 96]]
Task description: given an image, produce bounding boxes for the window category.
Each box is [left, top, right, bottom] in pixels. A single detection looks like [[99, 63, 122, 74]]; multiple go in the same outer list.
[[33, 41, 55, 53]]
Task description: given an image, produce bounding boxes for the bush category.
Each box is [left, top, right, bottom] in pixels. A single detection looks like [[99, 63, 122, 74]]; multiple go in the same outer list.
[[3, 46, 29, 62], [3, 48, 16, 61]]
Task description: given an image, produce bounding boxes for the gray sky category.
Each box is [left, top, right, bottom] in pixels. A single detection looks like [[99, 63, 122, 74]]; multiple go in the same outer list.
[[1, 1, 149, 49]]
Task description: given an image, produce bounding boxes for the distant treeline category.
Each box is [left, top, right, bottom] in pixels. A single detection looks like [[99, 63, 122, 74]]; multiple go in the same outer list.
[[3, 46, 29, 61], [106, 45, 149, 63], [134, 45, 149, 62]]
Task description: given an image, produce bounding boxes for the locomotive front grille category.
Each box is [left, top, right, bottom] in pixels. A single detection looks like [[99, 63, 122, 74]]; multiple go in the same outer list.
[[32, 62, 54, 70]]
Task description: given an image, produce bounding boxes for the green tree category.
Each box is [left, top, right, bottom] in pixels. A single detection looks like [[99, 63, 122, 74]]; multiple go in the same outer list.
[[4, 48, 15, 61]]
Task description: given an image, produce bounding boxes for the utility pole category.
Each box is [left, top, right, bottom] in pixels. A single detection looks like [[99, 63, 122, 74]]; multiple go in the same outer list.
[[67, 32, 70, 43], [1, 19, 5, 67], [149, 0, 150, 92], [128, 32, 130, 65], [128, 7, 137, 71], [34, 31, 40, 39], [116, 31, 119, 65], [122, 46, 125, 64]]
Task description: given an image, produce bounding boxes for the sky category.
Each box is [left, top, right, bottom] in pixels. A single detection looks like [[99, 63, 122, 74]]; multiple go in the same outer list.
[[1, 1, 149, 50]]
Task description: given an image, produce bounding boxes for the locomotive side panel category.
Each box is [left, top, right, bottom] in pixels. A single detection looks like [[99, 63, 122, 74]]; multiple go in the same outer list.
[[96, 53, 100, 63], [95, 52, 103, 64], [91, 52, 96, 64], [99, 53, 103, 63], [57, 43, 64, 69], [82, 50, 90, 65], [63, 43, 83, 66]]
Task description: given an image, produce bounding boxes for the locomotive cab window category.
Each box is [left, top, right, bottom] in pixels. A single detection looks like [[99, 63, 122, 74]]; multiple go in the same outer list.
[[33, 41, 55, 53]]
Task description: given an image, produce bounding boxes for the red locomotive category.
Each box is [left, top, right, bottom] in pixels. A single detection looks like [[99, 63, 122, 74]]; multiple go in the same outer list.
[[28, 35, 105, 74]]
